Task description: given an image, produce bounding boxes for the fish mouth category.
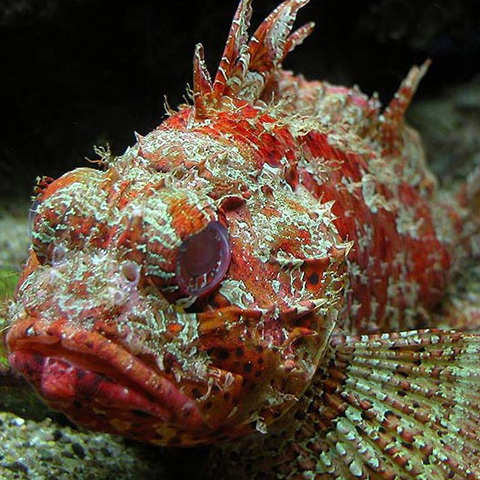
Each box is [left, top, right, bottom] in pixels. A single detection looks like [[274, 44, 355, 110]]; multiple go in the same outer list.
[[6, 317, 238, 445]]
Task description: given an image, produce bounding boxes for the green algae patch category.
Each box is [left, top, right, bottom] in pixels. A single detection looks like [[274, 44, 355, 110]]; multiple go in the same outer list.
[[0, 268, 19, 368], [0, 268, 18, 301]]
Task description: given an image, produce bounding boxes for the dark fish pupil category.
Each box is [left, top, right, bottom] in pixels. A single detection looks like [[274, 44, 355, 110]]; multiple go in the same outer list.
[[176, 221, 231, 297], [181, 227, 220, 276]]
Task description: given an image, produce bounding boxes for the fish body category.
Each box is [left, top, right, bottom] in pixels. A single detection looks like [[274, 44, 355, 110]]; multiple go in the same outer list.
[[6, 0, 480, 478]]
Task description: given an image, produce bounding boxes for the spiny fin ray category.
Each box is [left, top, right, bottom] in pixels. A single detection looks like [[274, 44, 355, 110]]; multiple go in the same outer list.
[[213, 0, 253, 98], [248, 0, 311, 72], [192, 43, 213, 116], [377, 60, 430, 152], [308, 329, 480, 479]]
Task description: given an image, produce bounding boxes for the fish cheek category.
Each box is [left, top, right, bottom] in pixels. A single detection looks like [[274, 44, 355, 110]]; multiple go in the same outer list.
[[193, 306, 335, 434]]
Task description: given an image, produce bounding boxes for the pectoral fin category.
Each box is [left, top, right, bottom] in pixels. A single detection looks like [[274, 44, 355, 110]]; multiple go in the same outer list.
[[306, 329, 480, 479], [211, 329, 480, 479]]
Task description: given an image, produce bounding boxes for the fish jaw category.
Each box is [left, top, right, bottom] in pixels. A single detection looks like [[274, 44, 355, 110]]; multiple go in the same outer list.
[[6, 298, 337, 445], [6, 317, 223, 445], [5, 252, 245, 445]]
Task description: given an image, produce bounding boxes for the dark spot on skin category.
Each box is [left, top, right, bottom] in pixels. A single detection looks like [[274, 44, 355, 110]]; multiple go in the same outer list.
[[205, 402, 213, 409], [257, 357, 264, 365], [192, 388, 202, 399], [223, 392, 230, 400], [235, 347, 244, 358], [255, 345, 264, 353], [254, 370, 262, 377], [308, 272, 319, 285], [86, 341, 94, 349], [219, 349, 230, 360], [295, 410, 306, 421], [208, 348, 229, 360], [244, 362, 253, 373], [131, 409, 152, 418], [246, 382, 256, 391]]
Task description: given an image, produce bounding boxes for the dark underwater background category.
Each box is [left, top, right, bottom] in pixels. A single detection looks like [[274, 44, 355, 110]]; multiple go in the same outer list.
[[1, 0, 480, 199]]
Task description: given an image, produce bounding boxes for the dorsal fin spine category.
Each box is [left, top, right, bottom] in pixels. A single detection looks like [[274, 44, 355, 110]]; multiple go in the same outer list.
[[192, 43, 213, 118], [213, 0, 253, 97]]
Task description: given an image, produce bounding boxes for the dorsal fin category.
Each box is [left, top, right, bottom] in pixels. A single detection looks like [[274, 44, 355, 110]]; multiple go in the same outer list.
[[192, 0, 314, 118]]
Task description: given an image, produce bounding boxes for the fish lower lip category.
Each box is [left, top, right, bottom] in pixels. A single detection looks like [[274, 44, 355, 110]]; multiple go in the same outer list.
[[9, 350, 173, 422], [6, 318, 206, 440]]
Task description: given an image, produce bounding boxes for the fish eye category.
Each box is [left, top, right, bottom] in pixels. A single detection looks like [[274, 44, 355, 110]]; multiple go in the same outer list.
[[175, 221, 231, 298]]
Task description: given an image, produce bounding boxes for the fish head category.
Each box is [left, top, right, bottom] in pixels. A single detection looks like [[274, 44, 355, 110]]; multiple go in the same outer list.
[[6, 130, 348, 445]]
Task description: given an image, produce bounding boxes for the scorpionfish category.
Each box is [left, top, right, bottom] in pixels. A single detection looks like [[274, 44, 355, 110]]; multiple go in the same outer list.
[[6, 0, 480, 478]]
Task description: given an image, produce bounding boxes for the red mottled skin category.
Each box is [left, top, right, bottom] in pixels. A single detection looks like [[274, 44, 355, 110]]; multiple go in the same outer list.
[[5, 0, 480, 478]]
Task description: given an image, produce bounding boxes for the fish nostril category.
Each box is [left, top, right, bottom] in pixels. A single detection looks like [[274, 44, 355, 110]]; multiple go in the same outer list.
[[52, 244, 67, 265], [112, 289, 127, 306], [121, 261, 141, 285]]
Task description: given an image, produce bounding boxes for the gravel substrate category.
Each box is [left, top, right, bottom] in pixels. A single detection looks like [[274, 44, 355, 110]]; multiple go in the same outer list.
[[0, 212, 29, 271], [0, 411, 166, 480]]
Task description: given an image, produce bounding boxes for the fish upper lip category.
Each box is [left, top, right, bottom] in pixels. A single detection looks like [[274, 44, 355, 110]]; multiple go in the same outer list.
[[6, 317, 207, 432]]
